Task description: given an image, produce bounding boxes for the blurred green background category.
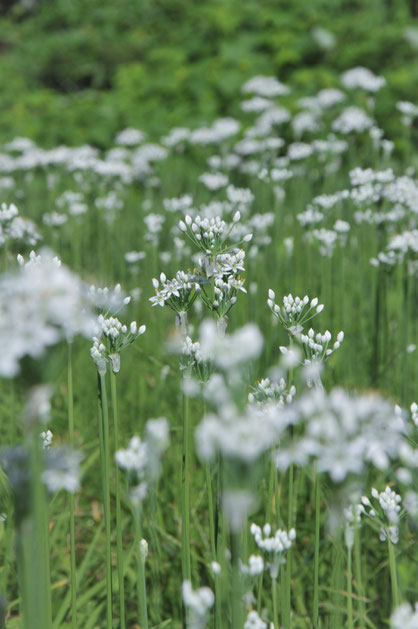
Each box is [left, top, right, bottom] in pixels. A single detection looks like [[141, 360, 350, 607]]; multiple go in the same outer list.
[[0, 0, 417, 147]]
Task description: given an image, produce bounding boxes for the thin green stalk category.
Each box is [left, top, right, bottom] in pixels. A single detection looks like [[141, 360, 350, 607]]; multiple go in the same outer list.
[[134, 509, 148, 629], [181, 385, 191, 582], [272, 575, 279, 629], [347, 546, 353, 629], [388, 540, 400, 610], [26, 431, 52, 629], [265, 456, 275, 523], [110, 371, 126, 629], [67, 343, 77, 629], [230, 531, 242, 629], [354, 525, 366, 629], [98, 374, 113, 629], [205, 461, 217, 558], [313, 471, 321, 629], [284, 463, 293, 627]]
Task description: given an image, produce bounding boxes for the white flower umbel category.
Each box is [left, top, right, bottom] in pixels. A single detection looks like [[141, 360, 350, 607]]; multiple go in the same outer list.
[[198, 319, 263, 371], [267, 290, 324, 335], [182, 580, 214, 629], [89, 282, 131, 316], [115, 418, 169, 506], [40, 430, 53, 450], [42, 448, 82, 493], [391, 602, 418, 628], [149, 271, 200, 315], [242, 75, 290, 98], [0, 250, 96, 377], [249, 377, 295, 406], [273, 388, 408, 483], [0, 202, 41, 248], [250, 522, 296, 579], [362, 486, 404, 544], [343, 503, 364, 549], [179, 214, 252, 257], [301, 328, 344, 362], [244, 610, 268, 629], [90, 314, 145, 375], [341, 66, 386, 92], [240, 554, 264, 576]]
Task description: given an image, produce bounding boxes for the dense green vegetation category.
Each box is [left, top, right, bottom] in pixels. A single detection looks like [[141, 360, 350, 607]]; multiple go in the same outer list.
[[0, 0, 417, 146]]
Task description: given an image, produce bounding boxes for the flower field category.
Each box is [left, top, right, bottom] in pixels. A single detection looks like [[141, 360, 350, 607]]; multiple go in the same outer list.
[[0, 2, 417, 628]]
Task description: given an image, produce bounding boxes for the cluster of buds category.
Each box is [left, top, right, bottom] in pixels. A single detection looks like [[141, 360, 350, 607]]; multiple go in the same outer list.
[[343, 503, 364, 548], [116, 418, 170, 505], [90, 314, 145, 375], [179, 212, 252, 257], [267, 291, 324, 335], [361, 486, 404, 544], [150, 271, 200, 309], [152, 212, 252, 346], [250, 522, 296, 578], [300, 328, 344, 362], [248, 377, 295, 406], [240, 554, 264, 576]]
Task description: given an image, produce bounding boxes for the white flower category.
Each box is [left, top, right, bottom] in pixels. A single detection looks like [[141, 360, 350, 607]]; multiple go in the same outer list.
[[198, 320, 263, 370], [391, 602, 418, 629], [242, 75, 289, 97], [0, 250, 96, 377], [341, 67, 386, 92], [182, 581, 214, 629]]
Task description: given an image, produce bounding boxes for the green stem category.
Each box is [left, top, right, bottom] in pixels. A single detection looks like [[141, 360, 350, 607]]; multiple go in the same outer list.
[[347, 546, 353, 629], [388, 539, 400, 610], [98, 374, 113, 629], [134, 509, 148, 629], [26, 430, 52, 629], [313, 471, 321, 629], [354, 525, 365, 629], [272, 575, 279, 629], [67, 343, 77, 629], [181, 385, 191, 582], [230, 531, 242, 629], [285, 463, 293, 627], [110, 371, 126, 629]]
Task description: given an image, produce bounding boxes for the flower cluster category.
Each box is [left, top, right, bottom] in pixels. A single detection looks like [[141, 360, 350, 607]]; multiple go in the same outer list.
[[391, 602, 418, 629], [267, 291, 324, 335], [116, 418, 170, 505], [0, 250, 96, 377], [150, 271, 200, 313], [248, 377, 295, 406], [273, 388, 408, 483], [300, 328, 344, 363], [250, 523, 296, 578], [244, 610, 269, 629], [90, 314, 145, 375], [182, 581, 214, 629], [361, 486, 404, 544], [0, 202, 41, 249]]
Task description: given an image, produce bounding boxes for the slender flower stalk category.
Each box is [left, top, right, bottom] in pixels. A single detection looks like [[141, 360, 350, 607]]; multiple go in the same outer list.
[[133, 513, 148, 629], [67, 343, 77, 629], [230, 531, 243, 629], [347, 545, 353, 629], [354, 526, 366, 629], [98, 374, 113, 629], [313, 470, 321, 628], [181, 385, 192, 582], [110, 370, 126, 629], [388, 539, 400, 609]]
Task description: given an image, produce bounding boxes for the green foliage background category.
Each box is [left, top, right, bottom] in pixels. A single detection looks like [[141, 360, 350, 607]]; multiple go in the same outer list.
[[0, 0, 417, 147]]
